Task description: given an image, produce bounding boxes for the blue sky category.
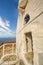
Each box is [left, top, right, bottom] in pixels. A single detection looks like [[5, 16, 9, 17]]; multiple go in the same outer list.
[[0, 0, 18, 38]]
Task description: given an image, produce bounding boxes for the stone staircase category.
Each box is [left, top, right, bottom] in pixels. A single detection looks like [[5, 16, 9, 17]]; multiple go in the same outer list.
[[0, 42, 18, 65]]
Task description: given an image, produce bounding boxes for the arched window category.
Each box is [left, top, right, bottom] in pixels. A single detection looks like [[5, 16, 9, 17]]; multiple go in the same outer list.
[[24, 14, 30, 23]]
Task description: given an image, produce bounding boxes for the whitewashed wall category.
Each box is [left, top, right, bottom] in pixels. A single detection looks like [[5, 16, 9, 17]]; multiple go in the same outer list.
[[16, 0, 43, 65]]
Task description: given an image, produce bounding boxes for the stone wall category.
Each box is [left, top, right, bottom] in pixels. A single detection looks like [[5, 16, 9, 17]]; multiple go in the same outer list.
[[16, 0, 43, 65]]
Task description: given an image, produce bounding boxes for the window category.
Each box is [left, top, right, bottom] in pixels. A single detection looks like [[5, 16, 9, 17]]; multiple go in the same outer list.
[[25, 32, 33, 52], [24, 14, 30, 23], [25, 32, 33, 64]]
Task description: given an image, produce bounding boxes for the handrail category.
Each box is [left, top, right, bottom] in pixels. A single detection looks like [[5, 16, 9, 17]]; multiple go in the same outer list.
[[0, 43, 16, 60], [0, 54, 19, 65]]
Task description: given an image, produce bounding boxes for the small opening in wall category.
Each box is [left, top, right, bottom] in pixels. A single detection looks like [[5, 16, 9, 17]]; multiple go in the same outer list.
[[25, 32, 33, 52], [24, 14, 30, 23], [25, 32, 33, 64]]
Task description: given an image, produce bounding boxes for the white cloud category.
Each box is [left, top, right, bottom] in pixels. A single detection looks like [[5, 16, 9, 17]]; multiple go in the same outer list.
[[5, 20, 10, 27], [0, 16, 16, 38], [0, 17, 11, 31]]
